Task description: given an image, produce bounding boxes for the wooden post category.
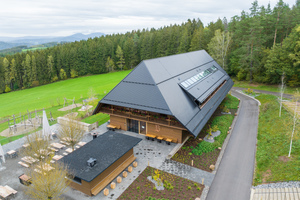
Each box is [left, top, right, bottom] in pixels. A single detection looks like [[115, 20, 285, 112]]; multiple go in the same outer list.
[[202, 178, 204, 185], [117, 176, 122, 183], [122, 171, 128, 178], [128, 166, 133, 173], [103, 188, 109, 196], [191, 160, 193, 166], [133, 161, 138, 167], [110, 182, 116, 189]]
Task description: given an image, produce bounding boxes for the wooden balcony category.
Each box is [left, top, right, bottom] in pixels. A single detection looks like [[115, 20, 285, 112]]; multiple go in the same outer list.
[[99, 106, 185, 130]]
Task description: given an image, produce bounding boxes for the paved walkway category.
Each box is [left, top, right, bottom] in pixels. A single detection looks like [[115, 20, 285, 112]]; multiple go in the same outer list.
[[206, 90, 259, 200], [251, 188, 300, 200]]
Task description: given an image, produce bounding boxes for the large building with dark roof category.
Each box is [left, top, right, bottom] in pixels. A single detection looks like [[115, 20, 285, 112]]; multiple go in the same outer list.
[[93, 50, 234, 143], [59, 131, 142, 196]]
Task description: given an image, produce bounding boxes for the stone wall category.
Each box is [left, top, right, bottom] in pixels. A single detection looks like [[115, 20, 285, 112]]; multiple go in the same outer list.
[[57, 117, 98, 132]]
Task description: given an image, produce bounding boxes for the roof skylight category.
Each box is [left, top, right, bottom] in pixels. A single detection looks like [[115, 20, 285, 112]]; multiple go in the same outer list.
[[180, 66, 218, 89]]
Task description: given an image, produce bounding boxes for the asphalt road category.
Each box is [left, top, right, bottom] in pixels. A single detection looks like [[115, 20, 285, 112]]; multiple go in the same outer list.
[[206, 90, 259, 200]]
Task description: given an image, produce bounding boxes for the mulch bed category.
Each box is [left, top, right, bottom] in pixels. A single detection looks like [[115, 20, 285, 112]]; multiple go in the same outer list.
[[118, 166, 204, 200], [172, 142, 221, 172], [171, 107, 237, 172]]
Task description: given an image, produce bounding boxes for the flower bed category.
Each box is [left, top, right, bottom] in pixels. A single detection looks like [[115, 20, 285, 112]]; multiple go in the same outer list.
[[118, 166, 204, 200]]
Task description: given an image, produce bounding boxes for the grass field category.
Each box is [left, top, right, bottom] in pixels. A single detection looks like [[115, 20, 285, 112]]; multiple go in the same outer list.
[[0, 70, 131, 119], [22, 47, 48, 52], [233, 79, 296, 95], [254, 94, 300, 185]]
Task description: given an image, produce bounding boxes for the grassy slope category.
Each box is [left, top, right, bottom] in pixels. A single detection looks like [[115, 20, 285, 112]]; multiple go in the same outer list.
[[254, 94, 300, 185], [233, 80, 296, 95], [0, 70, 131, 118]]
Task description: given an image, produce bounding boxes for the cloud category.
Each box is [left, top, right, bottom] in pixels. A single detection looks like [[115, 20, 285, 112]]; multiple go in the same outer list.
[[0, 0, 297, 37]]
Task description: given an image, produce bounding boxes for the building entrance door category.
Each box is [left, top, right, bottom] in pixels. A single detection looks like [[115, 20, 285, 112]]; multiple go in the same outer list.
[[127, 119, 139, 133], [139, 121, 146, 135]]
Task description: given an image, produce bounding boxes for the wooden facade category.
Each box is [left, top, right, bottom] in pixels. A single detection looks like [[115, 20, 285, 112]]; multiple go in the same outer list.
[[68, 149, 136, 196], [99, 105, 189, 143]]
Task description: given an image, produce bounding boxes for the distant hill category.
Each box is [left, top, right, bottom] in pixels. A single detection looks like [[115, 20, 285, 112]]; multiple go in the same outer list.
[[0, 32, 105, 51]]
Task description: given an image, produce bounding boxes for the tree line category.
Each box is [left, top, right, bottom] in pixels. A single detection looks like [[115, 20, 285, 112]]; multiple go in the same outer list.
[[0, 0, 299, 93]]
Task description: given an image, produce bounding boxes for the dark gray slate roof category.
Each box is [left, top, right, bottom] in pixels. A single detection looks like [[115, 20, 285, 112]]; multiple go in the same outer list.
[[94, 50, 234, 137], [59, 131, 142, 182]]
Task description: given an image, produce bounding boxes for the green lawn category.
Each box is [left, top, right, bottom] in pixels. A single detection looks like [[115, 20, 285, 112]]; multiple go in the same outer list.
[[233, 79, 296, 95], [254, 94, 300, 185], [22, 47, 48, 52], [0, 70, 131, 119]]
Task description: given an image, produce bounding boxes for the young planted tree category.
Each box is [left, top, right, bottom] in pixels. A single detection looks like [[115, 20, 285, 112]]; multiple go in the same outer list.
[[22, 131, 51, 163], [25, 161, 72, 200], [22, 132, 72, 200], [279, 73, 286, 117], [288, 90, 299, 157], [58, 117, 85, 151]]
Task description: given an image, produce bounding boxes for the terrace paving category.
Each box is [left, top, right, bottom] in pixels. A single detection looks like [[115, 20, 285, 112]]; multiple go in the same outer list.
[[0, 123, 214, 200]]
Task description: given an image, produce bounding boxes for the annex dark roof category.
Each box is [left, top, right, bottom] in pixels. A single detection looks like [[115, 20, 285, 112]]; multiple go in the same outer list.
[[94, 50, 234, 137], [59, 131, 142, 182]]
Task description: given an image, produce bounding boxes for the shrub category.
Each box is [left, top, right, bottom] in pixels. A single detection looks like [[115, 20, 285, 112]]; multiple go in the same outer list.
[[31, 80, 39, 87], [70, 69, 78, 78], [59, 69, 67, 80], [192, 141, 216, 156], [52, 75, 58, 82], [211, 125, 218, 132], [5, 85, 11, 93]]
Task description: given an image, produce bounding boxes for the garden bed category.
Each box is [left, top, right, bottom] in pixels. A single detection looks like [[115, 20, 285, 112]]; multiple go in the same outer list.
[[118, 166, 204, 200], [171, 94, 239, 172]]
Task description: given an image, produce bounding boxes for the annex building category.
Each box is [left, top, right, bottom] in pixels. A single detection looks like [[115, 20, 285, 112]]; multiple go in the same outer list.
[[93, 50, 234, 143], [59, 131, 141, 196]]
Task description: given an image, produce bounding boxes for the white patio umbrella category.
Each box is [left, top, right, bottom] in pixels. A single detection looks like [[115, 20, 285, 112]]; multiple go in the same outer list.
[[42, 110, 53, 140], [0, 144, 5, 163]]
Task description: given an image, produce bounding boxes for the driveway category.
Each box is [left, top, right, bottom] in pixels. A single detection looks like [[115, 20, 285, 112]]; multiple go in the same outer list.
[[206, 90, 259, 200]]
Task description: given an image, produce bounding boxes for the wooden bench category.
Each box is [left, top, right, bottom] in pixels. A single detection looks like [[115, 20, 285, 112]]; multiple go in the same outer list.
[[146, 134, 156, 141], [165, 138, 178, 145], [107, 124, 120, 131], [18, 161, 29, 168], [157, 136, 164, 143]]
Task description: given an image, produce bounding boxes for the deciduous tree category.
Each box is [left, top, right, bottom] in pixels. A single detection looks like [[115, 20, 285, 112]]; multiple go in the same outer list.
[[207, 29, 232, 70]]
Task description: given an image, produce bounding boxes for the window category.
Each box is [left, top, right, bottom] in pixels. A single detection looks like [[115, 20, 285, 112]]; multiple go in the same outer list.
[[180, 66, 218, 89], [73, 176, 82, 184]]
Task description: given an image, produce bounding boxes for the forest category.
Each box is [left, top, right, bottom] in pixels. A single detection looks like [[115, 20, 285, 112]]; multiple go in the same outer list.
[[0, 0, 299, 93]]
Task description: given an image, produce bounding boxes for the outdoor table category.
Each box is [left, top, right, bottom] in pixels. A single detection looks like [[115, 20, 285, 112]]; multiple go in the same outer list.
[[65, 148, 74, 153], [77, 141, 86, 146], [19, 174, 32, 186], [60, 140, 70, 146], [7, 150, 17, 158], [21, 156, 38, 164], [52, 155, 63, 161], [22, 143, 30, 148], [37, 163, 55, 171], [63, 137, 76, 142], [0, 186, 10, 199], [50, 143, 65, 149], [4, 185, 17, 195]]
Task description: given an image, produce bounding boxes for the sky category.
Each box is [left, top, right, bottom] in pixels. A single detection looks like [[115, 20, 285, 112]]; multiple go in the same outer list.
[[0, 0, 297, 37]]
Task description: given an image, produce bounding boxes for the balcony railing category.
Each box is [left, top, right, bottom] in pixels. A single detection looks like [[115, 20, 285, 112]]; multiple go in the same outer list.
[[99, 107, 185, 129]]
